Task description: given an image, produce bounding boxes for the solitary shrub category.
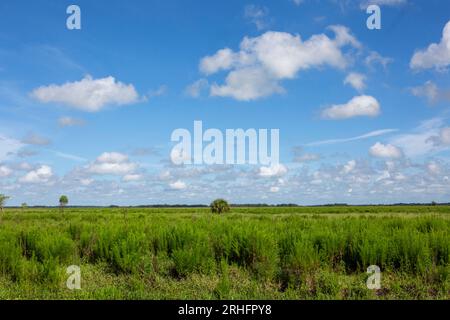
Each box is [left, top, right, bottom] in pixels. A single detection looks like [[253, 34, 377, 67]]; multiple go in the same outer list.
[[59, 195, 69, 212], [0, 194, 10, 213], [210, 199, 230, 214]]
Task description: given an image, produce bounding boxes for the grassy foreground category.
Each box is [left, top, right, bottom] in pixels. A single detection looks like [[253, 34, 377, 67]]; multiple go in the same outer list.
[[0, 206, 449, 300]]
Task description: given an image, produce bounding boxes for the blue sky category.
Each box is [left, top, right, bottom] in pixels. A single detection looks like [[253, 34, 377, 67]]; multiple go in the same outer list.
[[1, 0, 450, 205]]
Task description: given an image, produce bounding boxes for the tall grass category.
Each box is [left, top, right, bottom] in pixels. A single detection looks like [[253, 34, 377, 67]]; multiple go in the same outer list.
[[0, 207, 448, 299]]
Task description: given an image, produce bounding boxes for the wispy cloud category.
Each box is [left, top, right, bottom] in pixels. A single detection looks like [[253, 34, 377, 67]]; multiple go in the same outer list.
[[244, 4, 270, 30], [389, 117, 450, 158], [147, 85, 168, 98], [58, 117, 85, 127], [306, 129, 398, 146], [47, 149, 87, 162], [21, 132, 51, 146], [410, 81, 450, 104], [360, 0, 407, 10], [0, 134, 23, 160], [185, 79, 209, 98]]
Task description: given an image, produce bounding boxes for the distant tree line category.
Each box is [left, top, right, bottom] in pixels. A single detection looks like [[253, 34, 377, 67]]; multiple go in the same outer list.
[[1, 192, 450, 211]]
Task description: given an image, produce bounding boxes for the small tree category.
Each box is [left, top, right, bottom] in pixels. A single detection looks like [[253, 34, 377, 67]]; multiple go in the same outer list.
[[21, 203, 28, 211], [0, 194, 10, 213], [210, 199, 230, 214], [59, 195, 69, 212]]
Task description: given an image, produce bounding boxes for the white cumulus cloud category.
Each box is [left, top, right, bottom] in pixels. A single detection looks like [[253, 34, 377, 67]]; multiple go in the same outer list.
[[342, 160, 356, 174], [31, 75, 140, 112], [169, 180, 187, 190], [270, 186, 280, 193], [88, 152, 138, 176], [210, 67, 285, 101], [0, 165, 12, 177], [410, 21, 450, 71], [259, 164, 288, 177], [199, 26, 361, 100], [321, 95, 380, 120], [123, 174, 142, 182], [19, 165, 53, 183], [200, 49, 235, 75], [369, 142, 403, 159]]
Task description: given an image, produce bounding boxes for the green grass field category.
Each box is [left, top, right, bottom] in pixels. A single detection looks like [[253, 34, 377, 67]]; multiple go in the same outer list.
[[0, 206, 449, 300]]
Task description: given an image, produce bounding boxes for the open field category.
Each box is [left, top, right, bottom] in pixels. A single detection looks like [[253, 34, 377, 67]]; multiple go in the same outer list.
[[0, 206, 449, 300]]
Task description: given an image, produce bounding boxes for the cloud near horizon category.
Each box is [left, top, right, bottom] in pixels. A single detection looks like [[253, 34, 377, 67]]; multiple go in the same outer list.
[[87, 152, 139, 176]]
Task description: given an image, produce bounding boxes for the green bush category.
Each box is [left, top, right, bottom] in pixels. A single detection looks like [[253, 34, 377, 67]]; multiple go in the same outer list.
[[210, 199, 230, 214]]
